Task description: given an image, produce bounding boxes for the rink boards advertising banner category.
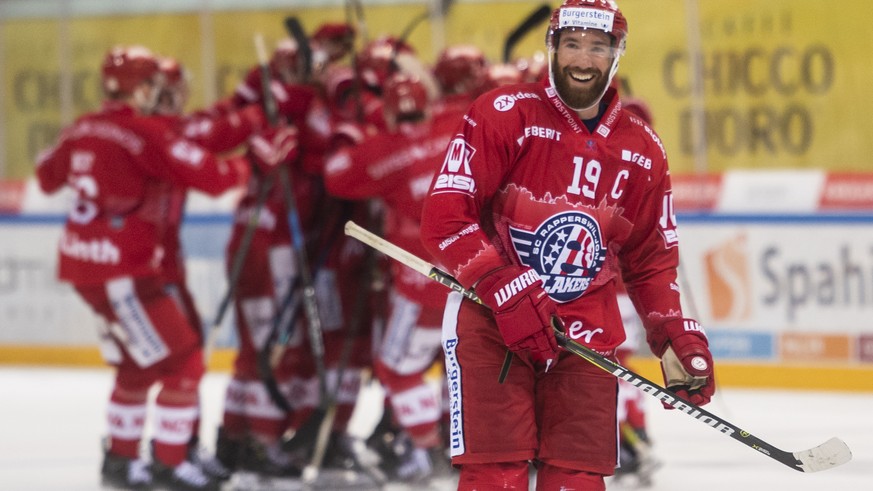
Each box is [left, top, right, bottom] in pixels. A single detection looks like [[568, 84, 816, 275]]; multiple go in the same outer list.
[[2, 170, 873, 371], [3, 0, 873, 177]]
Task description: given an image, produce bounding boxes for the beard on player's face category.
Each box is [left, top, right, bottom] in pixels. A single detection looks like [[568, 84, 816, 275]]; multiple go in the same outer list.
[[551, 53, 610, 111]]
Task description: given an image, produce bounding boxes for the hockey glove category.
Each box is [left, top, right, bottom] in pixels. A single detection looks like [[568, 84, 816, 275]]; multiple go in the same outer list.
[[475, 265, 559, 366], [247, 124, 299, 175], [649, 318, 715, 407]]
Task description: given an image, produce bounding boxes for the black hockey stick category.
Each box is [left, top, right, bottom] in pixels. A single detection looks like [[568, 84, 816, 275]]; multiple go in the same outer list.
[[397, 0, 453, 44], [205, 178, 273, 364], [255, 216, 344, 415], [255, 33, 329, 404], [255, 277, 303, 414], [344, 220, 852, 474], [204, 33, 287, 362], [300, 207, 387, 486], [502, 3, 552, 63], [268, 204, 358, 449], [283, 16, 313, 81]]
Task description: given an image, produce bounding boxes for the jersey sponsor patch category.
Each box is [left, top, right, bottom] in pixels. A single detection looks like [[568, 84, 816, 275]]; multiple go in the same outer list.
[[621, 149, 652, 169], [558, 7, 616, 32], [492, 91, 541, 112], [509, 211, 606, 303], [433, 136, 477, 194], [442, 293, 465, 457]]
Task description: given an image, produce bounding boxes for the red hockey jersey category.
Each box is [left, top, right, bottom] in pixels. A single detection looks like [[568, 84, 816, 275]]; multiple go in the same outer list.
[[153, 105, 265, 284], [36, 101, 245, 285], [421, 79, 684, 352], [324, 112, 463, 308]]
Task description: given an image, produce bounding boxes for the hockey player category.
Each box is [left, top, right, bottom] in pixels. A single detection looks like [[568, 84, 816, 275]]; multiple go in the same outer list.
[[213, 37, 377, 481], [152, 56, 271, 344], [34, 45, 297, 491], [419, 1, 716, 489], [432, 44, 489, 116], [323, 73, 456, 483], [153, 56, 277, 482]]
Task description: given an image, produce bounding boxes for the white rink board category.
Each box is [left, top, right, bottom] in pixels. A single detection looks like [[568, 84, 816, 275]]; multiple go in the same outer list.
[[4, 213, 873, 363], [677, 216, 873, 333]]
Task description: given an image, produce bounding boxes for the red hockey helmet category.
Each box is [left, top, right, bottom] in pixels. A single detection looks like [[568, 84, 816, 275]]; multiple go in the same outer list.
[[101, 45, 161, 98], [312, 22, 355, 43], [356, 36, 415, 90], [312, 23, 356, 62], [433, 45, 488, 95], [546, 0, 628, 111], [271, 38, 302, 83], [546, 0, 628, 51], [383, 73, 429, 119], [515, 51, 548, 83], [475, 63, 523, 96]]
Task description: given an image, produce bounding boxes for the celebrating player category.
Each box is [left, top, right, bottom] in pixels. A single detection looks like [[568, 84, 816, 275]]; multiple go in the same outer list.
[[35, 45, 295, 491], [323, 73, 458, 482], [419, 1, 716, 489]]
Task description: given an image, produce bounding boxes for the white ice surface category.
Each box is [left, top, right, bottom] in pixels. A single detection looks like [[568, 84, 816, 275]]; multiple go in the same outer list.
[[1, 366, 871, 490]]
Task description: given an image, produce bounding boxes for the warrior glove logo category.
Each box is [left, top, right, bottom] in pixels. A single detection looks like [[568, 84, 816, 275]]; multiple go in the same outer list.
[[509, 211, 606, 303], [492, 269, 541, 307]]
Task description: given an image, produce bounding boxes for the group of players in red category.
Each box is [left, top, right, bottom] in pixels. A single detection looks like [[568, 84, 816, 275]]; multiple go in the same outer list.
[[36, 1, 714, 490], [33, 19, 538, 491]]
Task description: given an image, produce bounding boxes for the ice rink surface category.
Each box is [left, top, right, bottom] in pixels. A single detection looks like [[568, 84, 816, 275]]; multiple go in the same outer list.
[[1, 366, 871, 490]]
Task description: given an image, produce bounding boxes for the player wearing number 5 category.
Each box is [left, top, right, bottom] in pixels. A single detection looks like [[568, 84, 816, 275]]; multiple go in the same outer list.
[[34, 45, 296, 491], [420, 1, 716, 489]]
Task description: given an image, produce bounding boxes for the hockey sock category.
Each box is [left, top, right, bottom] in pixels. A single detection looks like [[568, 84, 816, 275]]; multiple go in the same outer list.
[[388, 384, 442, 448], [152, 403, 199, 466], [106, 399, 147, 459], [220, 377, 249, 439]]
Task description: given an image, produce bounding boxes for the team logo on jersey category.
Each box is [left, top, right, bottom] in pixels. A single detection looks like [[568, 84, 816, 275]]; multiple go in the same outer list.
[[509, 211, 606, 303]]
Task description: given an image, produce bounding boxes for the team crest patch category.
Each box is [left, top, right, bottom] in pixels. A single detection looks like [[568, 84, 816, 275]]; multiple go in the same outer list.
[[509, 211, 606, 303]]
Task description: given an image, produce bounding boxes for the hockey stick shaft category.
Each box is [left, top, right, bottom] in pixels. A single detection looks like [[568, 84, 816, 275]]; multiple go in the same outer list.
[[255, 32, 328, 402], [204, 36, 280, 362], [344, 220, 851, 473], [283, 17, 313, 81], [301, 214, 387, 485], [503, 3, 552, 63], [205, 37, 282, 364]]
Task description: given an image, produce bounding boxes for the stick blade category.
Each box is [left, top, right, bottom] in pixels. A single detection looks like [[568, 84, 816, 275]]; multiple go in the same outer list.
[[794, 437, 852, 472]]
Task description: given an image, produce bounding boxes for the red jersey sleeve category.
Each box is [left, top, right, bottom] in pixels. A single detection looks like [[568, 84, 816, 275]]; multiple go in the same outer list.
[[133, 116, 244, 196], [35, 135, 72, 194], [619, 166, 684, 332], [181, 104, 267, 153], [420, 100, 517, 289]]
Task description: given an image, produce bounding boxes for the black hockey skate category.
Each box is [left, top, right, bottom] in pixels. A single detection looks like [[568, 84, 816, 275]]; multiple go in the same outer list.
[[151, 458, 221, 491], [188, 437, 232, 482], [101, 449, 152, 490]]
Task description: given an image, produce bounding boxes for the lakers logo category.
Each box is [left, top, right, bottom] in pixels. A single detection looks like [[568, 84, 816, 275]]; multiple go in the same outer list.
[[509, 211, 606, 303]]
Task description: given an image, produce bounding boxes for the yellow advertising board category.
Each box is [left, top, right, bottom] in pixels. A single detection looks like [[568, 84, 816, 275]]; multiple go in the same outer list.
[[619, 0, 873, 173], [2, 1, 873, 178]]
